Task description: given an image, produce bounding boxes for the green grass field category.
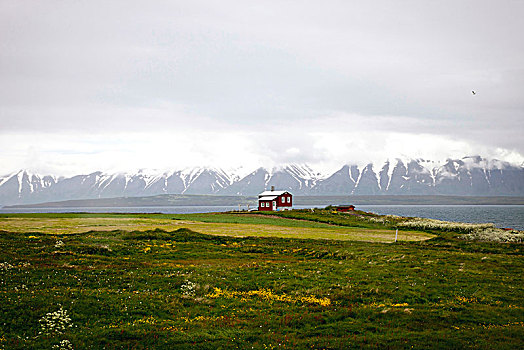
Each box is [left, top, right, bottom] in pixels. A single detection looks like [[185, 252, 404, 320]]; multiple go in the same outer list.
[[0, 212, 433, 243], [0, 211, 522, 349]]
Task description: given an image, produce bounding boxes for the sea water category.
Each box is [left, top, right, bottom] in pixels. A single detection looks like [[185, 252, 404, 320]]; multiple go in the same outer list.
[[1, 205, 522, 230]]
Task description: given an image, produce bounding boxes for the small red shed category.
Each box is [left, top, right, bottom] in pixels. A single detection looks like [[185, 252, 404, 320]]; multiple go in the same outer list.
[[333, 205, 355, 212], [258, 187, 293, 211]]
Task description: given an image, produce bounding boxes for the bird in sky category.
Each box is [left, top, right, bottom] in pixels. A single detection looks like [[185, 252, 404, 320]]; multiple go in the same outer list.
[[472, 90, 476, 95]]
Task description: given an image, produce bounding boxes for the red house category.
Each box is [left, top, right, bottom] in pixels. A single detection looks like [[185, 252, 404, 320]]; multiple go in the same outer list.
[[258, 187, 293, 211], [333, 205, 355, 212]]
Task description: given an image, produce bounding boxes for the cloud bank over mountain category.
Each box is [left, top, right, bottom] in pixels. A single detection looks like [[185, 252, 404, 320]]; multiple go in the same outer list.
[[1, 1, 523, 175]]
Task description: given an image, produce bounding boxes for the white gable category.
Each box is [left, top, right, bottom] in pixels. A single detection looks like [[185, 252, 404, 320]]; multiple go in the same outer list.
[[259, 195, 278, 201], [258, 190, 291, 197]]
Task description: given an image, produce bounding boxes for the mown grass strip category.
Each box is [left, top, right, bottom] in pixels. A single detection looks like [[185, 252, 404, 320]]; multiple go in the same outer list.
[[0, 216, 433, 242]]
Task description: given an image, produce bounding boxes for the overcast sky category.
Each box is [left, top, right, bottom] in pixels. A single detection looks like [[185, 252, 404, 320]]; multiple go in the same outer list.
[[1, 0, 523, 176]]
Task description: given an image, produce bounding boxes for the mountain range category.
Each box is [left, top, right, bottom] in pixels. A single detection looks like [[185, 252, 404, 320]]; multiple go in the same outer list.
[[1, 156, 523, 206]]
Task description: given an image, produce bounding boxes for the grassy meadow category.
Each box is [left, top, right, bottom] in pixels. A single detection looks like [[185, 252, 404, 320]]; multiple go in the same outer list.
[[0, 210, 522, 349]]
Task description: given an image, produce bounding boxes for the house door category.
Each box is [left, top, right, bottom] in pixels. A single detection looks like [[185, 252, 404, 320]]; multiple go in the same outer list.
[[272, 201, 276, 211]]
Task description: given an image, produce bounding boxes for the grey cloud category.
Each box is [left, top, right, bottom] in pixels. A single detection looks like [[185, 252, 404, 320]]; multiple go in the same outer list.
[[0, 0, 523, 168]]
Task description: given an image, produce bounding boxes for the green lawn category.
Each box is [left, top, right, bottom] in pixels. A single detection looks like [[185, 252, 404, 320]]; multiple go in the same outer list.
[[0, 212, 522, 349]]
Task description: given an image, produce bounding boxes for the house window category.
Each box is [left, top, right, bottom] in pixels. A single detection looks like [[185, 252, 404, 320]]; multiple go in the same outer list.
[[287, 197, 291, 203], [281, 197, 285, 203]]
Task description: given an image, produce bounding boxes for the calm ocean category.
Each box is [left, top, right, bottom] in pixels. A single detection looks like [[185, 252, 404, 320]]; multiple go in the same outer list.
[[1, 205, 523, 230], [357, 205, 524, 231]]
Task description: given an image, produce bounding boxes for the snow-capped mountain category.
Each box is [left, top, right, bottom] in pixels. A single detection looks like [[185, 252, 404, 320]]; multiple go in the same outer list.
[[308, 165, 359, 195], [1, 157, 523, 206], [0, 167, 238, 205], [219, 164, 321, 195], [0, 171, 58, 205]]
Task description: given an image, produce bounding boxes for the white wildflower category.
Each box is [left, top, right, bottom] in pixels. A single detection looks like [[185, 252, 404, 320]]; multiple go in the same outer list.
[[52, 339, 73, 350], [366, 217, 389, 224], [397, 218, 494, 233], [39, 306, 73, 336], [463, 228, 524, 243], [0, 262, 14, 271], [181, 281, 197, 297]]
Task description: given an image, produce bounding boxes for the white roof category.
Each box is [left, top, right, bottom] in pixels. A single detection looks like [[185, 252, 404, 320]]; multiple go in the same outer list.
[[259, 195, 278, 201], [258, 190, 290, 197]]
